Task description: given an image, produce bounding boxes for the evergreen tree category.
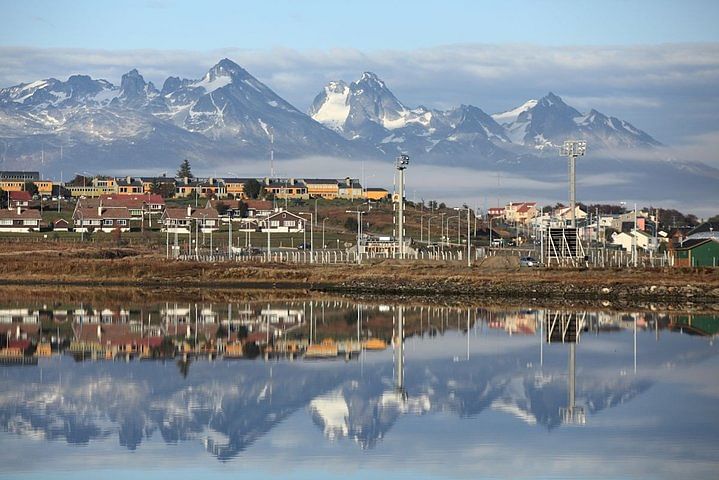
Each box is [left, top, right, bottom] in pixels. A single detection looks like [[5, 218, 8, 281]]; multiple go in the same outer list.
[[177, 159, 193, 179], [243, 178, 262, 199]]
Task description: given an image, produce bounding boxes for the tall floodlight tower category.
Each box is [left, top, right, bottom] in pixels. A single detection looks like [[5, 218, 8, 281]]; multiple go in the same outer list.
[[560, 140, 587, 227], [395, 154, 410, 259], [395, 305, 406, 397]]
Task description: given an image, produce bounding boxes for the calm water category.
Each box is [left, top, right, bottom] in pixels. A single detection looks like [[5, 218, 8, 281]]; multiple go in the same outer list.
[[1, 298, 718, 479]]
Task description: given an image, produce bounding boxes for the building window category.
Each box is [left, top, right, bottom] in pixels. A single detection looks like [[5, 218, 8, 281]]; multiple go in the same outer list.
[[270, 220, 280, 227], [103, 219, 113, 226], [285, 220, 295, 227], [118, 220, 127, 226]]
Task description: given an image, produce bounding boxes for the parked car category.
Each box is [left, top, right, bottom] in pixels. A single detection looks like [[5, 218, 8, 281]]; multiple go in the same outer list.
[[297, 243, 311, 250], [519, 256, 540, 267]]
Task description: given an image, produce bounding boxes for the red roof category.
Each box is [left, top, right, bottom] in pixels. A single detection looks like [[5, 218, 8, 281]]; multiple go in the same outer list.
[[8, 340, 31, 351], [9, 191, 31, 201], [244, 199, 273, 210]]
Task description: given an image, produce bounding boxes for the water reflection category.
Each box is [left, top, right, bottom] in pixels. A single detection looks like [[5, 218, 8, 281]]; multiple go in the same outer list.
[[1, 298, 718, 476]]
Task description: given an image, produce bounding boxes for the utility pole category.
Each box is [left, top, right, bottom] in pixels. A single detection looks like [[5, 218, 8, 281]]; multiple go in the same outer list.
[[395, 154, 409, 259], [560, 140, 587, 228]]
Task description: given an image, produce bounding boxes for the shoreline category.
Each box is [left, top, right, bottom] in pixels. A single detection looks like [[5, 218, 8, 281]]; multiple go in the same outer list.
[[0, 245, 717, 309]]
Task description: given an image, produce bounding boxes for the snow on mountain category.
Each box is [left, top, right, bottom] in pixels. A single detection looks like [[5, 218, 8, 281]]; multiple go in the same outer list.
[[307, 80, 350, 131], [491, 99, 538, 125], [0, 58, 361, 171], [310, 72, 513, 161], [495, 93, 661, 150]]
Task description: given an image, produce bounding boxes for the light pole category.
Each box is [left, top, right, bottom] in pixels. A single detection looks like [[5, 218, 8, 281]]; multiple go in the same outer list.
[[559, 140, 587, 228], [439, 212, 446, 250], [489, 216, 499, 248], [298, 212, 314, 263], [395, 154, 409, 259], [427, 216, 438, 247], [322, 218, 328, 249], [455, 207, 472, 267], [346, 209, 365, 265], [446, 215, 460, 246]]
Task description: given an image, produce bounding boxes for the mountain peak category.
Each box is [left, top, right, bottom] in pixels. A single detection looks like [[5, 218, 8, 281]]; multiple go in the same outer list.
[[357, 72, 386, 88], [207, 58, 248, 80]]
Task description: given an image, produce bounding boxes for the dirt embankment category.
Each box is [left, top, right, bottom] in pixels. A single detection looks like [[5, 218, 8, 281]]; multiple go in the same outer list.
[[0, 244, 718, 307]]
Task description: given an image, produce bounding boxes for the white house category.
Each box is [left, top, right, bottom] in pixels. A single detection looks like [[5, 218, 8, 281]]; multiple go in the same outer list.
[[162, 206, 219, 234], [258, 210, 305, 233], [611, 230, 659, 252], [0, 207, 41, 233]]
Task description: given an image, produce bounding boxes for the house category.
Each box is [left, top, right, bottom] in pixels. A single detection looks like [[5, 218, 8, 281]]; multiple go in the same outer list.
[[684, 221, 719, 241], [198, 177, 227, 198], [338, 177, 363, 200], [671, 238, 719, 267], [487, 207, 504, 218], [208, 198, 274, 220], [553, 206, 588, 225], [364, 188, 389, 201], [610, 211, 649, 233], [263, 178, 309, 199], [116, 176, 144, 195], [32, 180, 54, 196], [140, 176, 177, 196], [243, 199, 274, 217], [611, 230, 659, 252], [258, 209, 305, 233], [303, 178, 339, 199], [8, 190, 31, 208], [222, 178, 255, 199], [66, 177, 118, 198], [161, 206, 220, 234], [73, 206, 131, 232], [53, 218, 70, 232], [76, 194, 164, 229], [0, 171, 39, 182], [0, 207, 42, 233], [504, 202, 538, 224], [175, 178, 200, 197]]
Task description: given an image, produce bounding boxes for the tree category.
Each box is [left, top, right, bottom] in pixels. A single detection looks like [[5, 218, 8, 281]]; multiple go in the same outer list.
[[24, 181, 39, 197], [177, 159, 193, 179], [215, 202, 230, 216], [244, 179, 262, 199], [344, 216, 358, 232], [236, 201, 249, 218]]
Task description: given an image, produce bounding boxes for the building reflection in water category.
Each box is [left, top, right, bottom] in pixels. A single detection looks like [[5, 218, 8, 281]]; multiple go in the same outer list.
[[0, 298, 717, 461]]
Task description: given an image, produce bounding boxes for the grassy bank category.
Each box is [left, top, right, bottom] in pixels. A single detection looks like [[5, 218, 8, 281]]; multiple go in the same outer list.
[[0, 242, 718, 307]]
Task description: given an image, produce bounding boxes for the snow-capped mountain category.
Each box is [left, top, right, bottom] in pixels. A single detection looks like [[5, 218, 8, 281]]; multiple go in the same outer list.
[[492, 92, 661, 150], [1, 59, 718, 204], [0, 58, 360, 172], [310, 72, 512, 161]]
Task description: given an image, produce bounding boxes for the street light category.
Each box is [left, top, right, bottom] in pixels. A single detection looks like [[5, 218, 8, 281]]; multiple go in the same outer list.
[[322, 217, 329, 249], [455, 207, 472, 267], [298, 212, 314, 263], [395, 154, 409, 259], [346, 209, 365, 265], [559, 140, 587, 228]]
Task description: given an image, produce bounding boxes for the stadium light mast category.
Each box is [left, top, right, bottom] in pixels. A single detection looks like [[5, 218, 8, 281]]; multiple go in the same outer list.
[[395, 154, 410, 259], [560, 140, 587, 228]]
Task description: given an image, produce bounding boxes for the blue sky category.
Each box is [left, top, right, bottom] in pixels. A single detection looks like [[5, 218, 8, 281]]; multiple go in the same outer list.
[[2, 0, 718, 50], [0, 0, 718, 184]]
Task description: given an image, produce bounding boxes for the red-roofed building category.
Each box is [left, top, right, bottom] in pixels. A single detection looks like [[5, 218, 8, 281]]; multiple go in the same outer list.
[[0, 207, 42, 233], [504, 202, 538, 224], [72, 206, 131, 233], [8, 190, 31, 208]]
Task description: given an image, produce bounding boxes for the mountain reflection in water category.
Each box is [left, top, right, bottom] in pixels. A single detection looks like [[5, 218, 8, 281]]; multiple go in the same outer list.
[[1, 298, 718, 479]]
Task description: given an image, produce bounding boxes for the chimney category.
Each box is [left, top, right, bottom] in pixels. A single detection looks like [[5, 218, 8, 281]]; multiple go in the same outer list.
[[126, 175, 132, 183], [187, 205, 192, 217], [97, 325, 102, 341], [16, 206, 21, 215], [184, 176, 189, 185]]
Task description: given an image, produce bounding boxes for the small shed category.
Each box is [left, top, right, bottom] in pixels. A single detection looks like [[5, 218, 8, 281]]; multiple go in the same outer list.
[[672, 238, 719, 267], [53, 218, 71, 232]]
